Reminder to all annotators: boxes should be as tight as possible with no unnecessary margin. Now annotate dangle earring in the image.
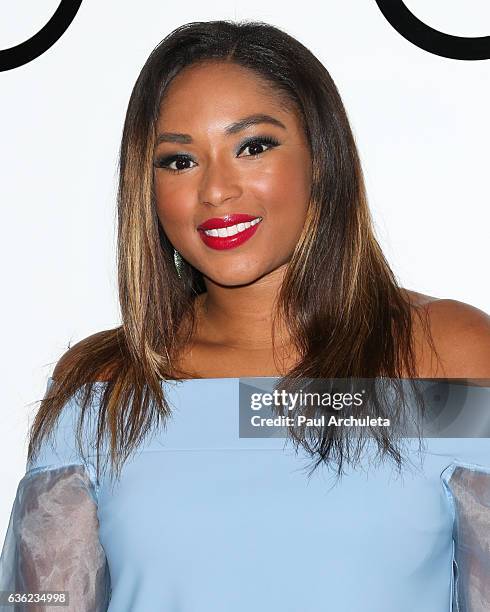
[173,248,184,278]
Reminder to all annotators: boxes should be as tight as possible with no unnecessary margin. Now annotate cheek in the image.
[250,154,311,223]
[154,178,194,229]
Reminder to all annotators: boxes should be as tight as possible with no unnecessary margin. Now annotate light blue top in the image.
[1,377,490,611]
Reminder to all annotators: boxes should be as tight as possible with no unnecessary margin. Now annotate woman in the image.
[1,20,489,611]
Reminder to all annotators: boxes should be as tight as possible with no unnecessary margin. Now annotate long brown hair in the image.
[28,20,438,483]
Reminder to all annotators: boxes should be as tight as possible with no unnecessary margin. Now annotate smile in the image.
[197,214,263,251]
[203,218,261,237]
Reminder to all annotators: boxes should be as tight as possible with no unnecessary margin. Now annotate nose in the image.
[198,157,242,207]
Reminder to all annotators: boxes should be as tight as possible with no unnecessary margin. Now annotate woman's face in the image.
[153,61,312,287]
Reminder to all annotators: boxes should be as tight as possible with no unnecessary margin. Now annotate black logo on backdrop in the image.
[0,1,83,72]
[375,0,490,60]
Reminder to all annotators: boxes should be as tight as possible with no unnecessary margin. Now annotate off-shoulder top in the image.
[1,377,490,611]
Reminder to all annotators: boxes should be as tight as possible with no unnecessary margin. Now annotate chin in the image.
[203,265,266,288]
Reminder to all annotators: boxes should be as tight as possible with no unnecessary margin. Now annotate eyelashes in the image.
[153,135,281,174]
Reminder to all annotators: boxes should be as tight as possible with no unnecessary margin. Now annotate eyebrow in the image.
[155,113,286,146]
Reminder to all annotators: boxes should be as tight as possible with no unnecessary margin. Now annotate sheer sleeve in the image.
[442,462,490,612]
[0,379,111,611]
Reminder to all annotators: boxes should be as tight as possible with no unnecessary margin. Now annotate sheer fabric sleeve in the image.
[0,379,110,611]
[442,461,490,612]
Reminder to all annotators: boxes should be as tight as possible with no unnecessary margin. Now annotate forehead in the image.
[157,61,294,130]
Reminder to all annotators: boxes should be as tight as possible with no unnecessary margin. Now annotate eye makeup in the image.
[153,134,281,173]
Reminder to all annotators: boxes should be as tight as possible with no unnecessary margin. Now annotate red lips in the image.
[197,213,263,251]
[197,213,259,231]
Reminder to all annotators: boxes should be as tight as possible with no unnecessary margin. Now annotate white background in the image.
[1,0,489,539]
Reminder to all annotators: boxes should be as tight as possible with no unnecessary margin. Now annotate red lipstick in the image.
[197,213,263,251]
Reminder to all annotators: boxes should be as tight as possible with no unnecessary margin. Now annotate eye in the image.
[153,136,280,172]
[153,154,197,173]
[237,136,280,158]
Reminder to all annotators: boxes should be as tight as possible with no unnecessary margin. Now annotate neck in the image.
[195,265,292,351]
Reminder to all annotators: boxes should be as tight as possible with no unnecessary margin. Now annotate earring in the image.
[173,248,183,277]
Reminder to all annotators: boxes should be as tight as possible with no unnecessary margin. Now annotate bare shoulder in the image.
[52,330,117,382]
[400,288,440,308]
[402,288,490,380]
[424,297,490,379]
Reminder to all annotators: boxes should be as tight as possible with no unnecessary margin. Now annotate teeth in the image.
[203,217,262,237]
